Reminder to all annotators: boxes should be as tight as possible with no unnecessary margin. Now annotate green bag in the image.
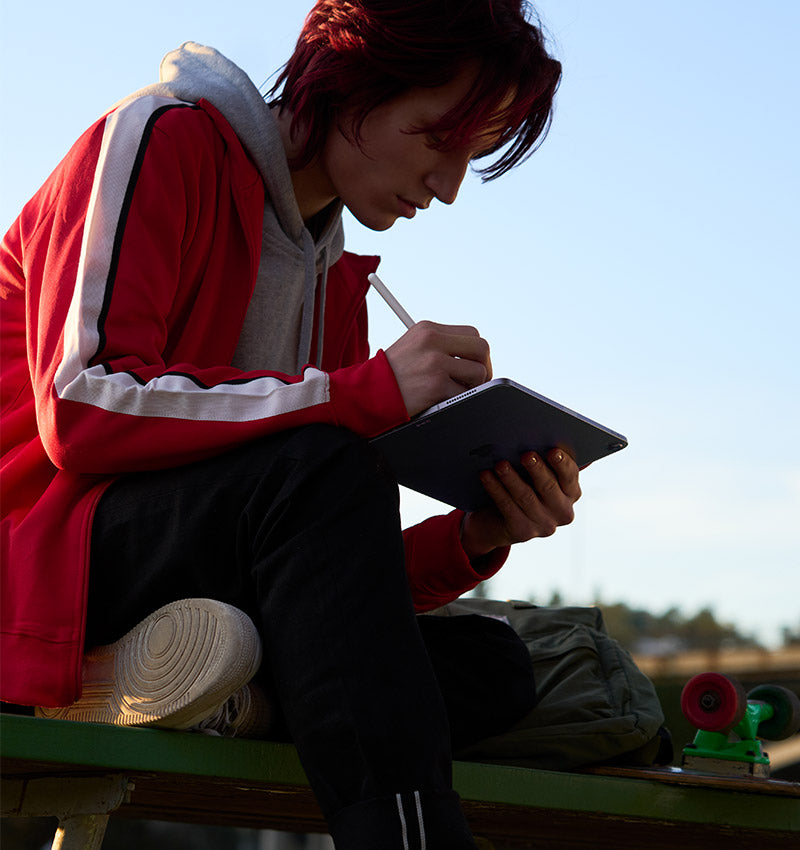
[432,598,668,770]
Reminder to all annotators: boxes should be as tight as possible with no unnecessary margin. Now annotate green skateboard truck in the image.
[680,672,800,777]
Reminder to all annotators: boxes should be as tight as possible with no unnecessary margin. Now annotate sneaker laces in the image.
[191,681,274,739]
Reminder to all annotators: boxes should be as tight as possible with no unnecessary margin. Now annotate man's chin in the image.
[349,209,398,232]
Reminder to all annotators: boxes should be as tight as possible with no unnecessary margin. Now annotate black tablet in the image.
[370,378,627,511]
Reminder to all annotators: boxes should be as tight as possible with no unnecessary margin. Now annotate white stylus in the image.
[368,273,415,329]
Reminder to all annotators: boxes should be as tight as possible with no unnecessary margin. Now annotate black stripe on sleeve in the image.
[88,103,202,368]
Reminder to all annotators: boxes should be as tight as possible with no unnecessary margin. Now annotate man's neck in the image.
[273,107,337,223]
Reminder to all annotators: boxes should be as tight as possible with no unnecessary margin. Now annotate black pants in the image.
[87,425,536,849]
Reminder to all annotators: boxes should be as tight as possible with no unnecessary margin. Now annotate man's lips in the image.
[397,196,431,218]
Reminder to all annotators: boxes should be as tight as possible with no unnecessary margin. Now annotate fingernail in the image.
[554,451,564,463]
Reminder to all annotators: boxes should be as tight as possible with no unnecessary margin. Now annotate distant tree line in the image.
[544,592,764,654]
[782,623,800,646]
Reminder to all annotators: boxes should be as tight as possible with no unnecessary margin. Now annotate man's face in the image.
[320,70,505,231]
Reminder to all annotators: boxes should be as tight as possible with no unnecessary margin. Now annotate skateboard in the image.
[585,672,800,797]
[679,672,800,778]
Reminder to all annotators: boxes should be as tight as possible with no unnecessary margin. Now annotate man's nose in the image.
[424,152,471,206]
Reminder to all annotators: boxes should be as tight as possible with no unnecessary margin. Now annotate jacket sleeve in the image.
[15,95,408,475]
[403,510,509,611]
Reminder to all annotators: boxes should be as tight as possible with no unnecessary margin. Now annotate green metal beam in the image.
[1,715,308,785]
[452,759,798,829]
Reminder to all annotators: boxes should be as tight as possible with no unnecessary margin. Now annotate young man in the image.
[1,1,578,845]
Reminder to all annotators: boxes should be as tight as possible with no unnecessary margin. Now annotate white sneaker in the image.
[36,599,262,730]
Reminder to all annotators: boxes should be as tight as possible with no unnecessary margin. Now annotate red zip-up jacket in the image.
[1,96,506,707]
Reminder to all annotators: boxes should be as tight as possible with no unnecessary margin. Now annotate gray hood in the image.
[119,42,345,371]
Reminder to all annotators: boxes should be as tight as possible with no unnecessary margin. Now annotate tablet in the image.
[370,378,627,511]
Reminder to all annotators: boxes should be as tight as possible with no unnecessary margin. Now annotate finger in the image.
[490,462,560,537]
[422,321,482,338]
[447,354,489,389]
[479,468,544,541]
[443,333,490,364]
[408,322,492,377]
[518,454,577,525]
[545,448,582,502]
[418,323,490,370]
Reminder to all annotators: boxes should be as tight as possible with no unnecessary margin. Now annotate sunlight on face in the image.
[321,69,513,231]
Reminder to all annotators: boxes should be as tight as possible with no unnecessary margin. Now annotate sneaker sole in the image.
[36,598,262,730]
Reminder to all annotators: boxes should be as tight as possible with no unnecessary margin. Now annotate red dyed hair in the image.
[269,0,562,180]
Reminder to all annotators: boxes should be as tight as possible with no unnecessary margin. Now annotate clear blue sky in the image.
[2,1,798,646]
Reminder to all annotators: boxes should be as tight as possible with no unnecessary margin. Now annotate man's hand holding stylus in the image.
[384,320,492,416]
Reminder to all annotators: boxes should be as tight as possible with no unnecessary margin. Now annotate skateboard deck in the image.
[584,762,800,797]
